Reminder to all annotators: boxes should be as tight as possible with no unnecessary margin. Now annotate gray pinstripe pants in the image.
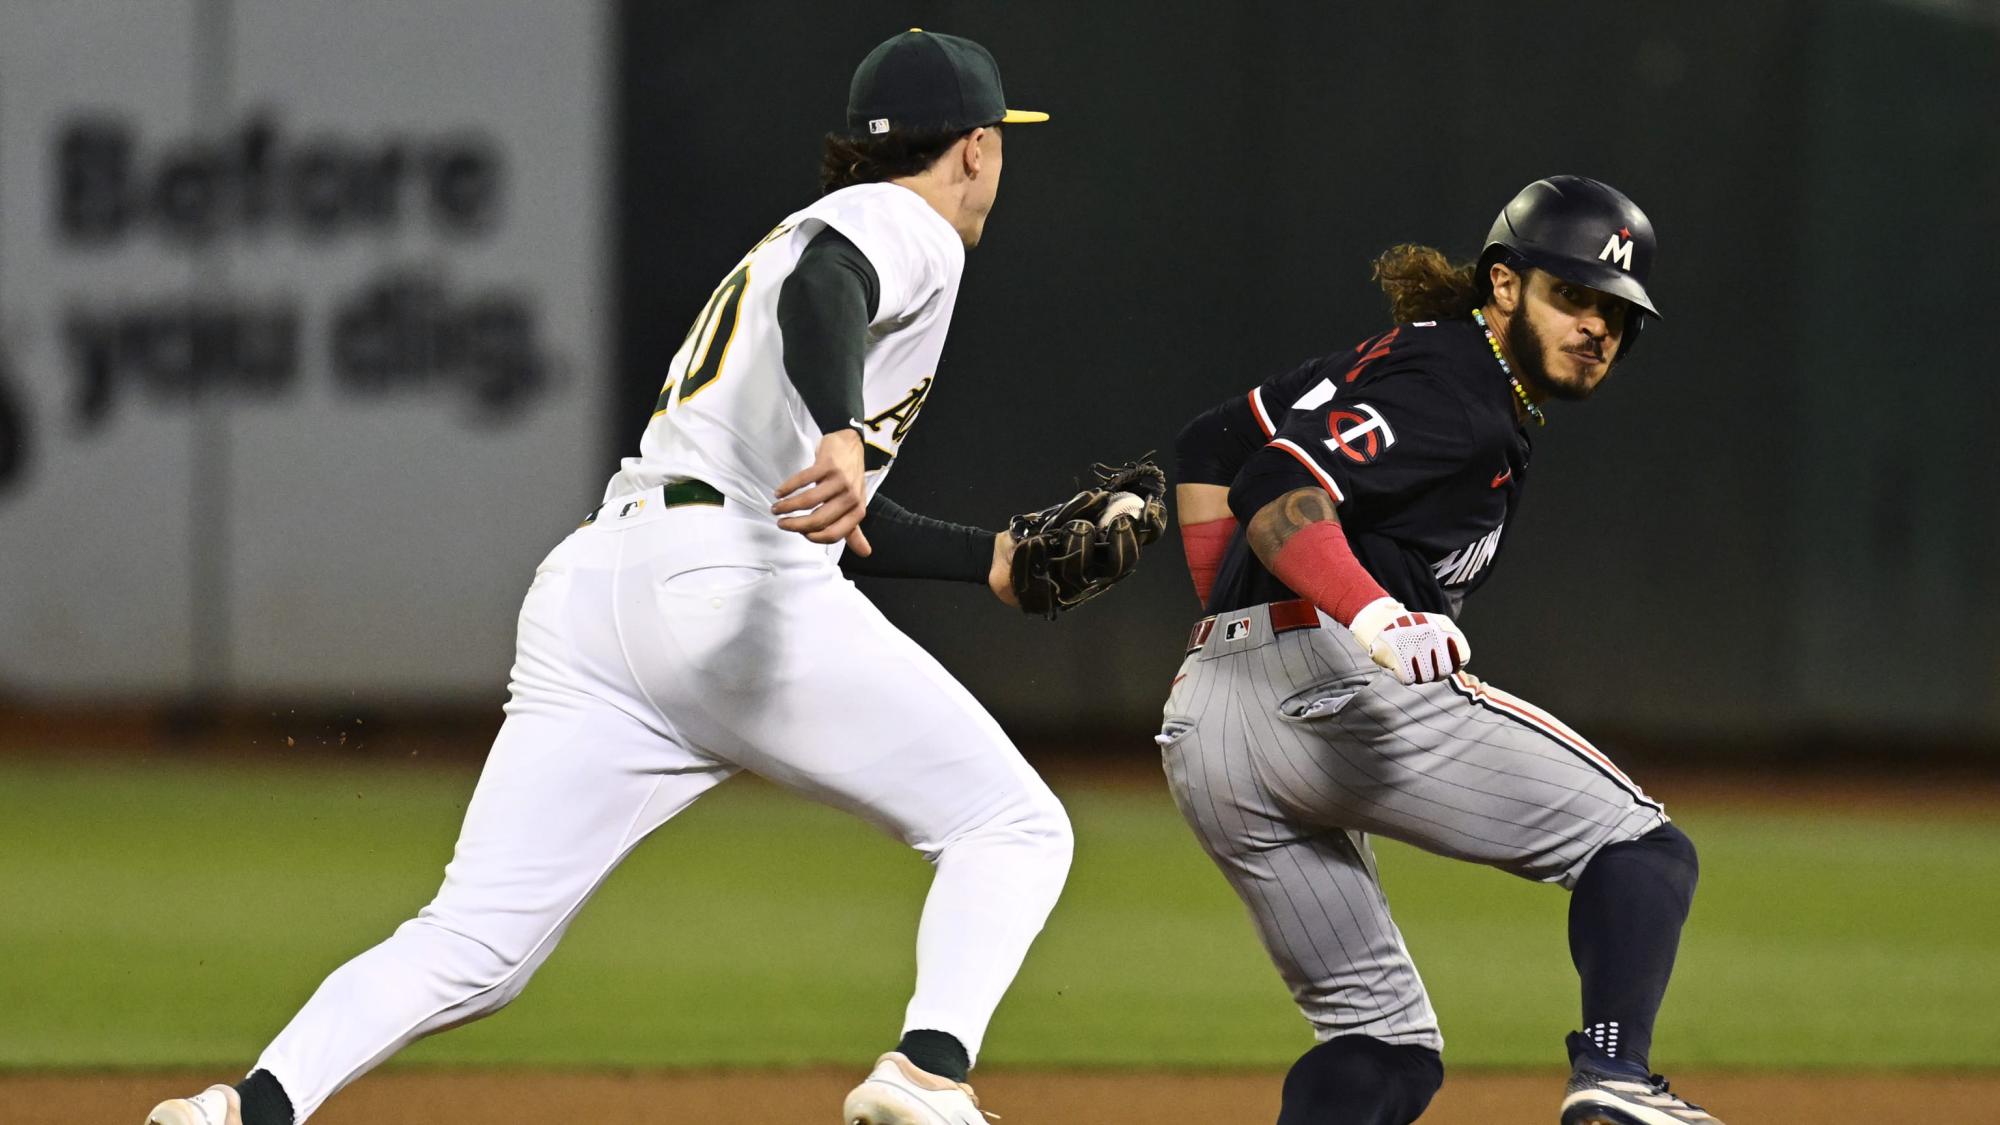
[1158,603,1667,1052]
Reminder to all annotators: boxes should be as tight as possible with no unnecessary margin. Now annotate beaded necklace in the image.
[1473,308,1545,427]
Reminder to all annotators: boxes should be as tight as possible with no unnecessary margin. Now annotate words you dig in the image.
[0,113,562,499]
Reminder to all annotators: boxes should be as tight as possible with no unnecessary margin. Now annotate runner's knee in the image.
[1278,1035,1443,1125]
[1583,821,1698,910]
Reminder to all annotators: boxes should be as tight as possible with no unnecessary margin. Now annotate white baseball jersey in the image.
[606,182,965,516]
[249,185,1070,1114]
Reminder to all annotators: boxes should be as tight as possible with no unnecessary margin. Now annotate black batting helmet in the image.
[1478,175,1660,357]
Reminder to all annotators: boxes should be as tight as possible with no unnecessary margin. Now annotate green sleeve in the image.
[777,227,880,435]
[840,494,993,584]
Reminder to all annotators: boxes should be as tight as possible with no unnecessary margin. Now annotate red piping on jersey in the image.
[1249,387,1276,437]
[1268,438,1346,502]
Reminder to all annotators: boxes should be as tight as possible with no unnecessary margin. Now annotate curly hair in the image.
[1370,244,1483,324]
[819,125,975,194]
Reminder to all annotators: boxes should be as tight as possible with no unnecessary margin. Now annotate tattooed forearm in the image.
[1246,486,1338,567]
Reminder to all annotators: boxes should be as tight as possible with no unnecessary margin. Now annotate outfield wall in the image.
[0,0,608,699]
[3,1,1996,749]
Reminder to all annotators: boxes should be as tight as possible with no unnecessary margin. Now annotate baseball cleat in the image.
[145,1084,243,1125]
[842,1051,996,1125]
[1560,1035,1722,1125]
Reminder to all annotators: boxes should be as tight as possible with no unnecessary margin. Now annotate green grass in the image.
[1,756,1994,1070]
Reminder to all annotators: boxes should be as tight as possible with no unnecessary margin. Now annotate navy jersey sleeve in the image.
[1244,355,1342,439]
[1177,355,1338,488]
[1228,368,1474,525]
[1246,328,1406,437]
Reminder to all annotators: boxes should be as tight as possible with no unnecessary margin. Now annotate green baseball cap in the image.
[846,28,1048,138]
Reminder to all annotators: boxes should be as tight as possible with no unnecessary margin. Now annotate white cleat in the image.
[842,1052,996,1125]
[145,1084,243,1125]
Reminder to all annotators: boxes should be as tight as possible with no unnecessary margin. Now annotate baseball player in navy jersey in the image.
[148,30,1106,1125]
[1165,177,1722,1125]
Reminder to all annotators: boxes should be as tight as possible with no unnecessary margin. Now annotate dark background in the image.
[618,1,1999,758]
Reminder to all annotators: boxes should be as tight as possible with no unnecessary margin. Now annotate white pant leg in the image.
[613,509,1074,1064]
[257,532,735,1120]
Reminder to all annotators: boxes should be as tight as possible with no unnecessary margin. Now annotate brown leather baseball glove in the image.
[1007,459,1168,618]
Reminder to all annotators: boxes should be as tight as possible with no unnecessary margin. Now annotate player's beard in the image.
[1503,305,1595,402]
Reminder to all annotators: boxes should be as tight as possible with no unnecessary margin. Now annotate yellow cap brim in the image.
[1001,108,1050,124]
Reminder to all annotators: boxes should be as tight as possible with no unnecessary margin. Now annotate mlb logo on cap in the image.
[868,118,890,134]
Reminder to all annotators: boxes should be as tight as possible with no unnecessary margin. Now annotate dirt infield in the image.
[17,1068,1992,1123]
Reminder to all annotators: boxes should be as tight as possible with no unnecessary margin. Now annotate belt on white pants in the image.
[581,479,725,527]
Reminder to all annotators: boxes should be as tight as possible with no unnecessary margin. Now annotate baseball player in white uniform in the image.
[150,30,1072,1125]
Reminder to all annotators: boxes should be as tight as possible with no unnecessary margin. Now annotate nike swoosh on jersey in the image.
[1491,469,1513,488]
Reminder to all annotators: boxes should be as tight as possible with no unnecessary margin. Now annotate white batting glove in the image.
[1347,596,1471,685]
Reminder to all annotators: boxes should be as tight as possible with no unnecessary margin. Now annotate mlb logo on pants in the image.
[1224,617,1252,642]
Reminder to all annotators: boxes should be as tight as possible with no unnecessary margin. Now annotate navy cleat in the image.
[1559,1032,1722,1125]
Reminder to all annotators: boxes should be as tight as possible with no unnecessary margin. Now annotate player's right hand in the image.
[773,428,872,555]
[1347,596,1469,685]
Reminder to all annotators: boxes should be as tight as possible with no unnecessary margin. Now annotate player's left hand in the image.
[1348,596,1470,685]
[774,429,872,555]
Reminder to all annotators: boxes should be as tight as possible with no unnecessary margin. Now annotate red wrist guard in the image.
[1179,517,1238,604]
[1267,519,1390,626]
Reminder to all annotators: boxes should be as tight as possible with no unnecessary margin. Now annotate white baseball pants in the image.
[255,494,1073,1120]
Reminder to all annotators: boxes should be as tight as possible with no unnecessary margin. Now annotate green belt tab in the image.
[660,479,725,508]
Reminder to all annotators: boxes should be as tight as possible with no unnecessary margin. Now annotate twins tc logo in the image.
[1598,226,1636,271]
[1324,403,1396,464]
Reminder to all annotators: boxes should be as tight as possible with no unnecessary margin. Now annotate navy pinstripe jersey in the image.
[1212,318,1531,617]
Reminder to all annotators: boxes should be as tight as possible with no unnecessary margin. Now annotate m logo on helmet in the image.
[1598,228,1636,272]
